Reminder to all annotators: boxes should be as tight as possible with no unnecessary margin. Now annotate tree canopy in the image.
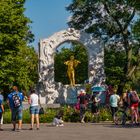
[67,0,140,93]
[0,0,38,96]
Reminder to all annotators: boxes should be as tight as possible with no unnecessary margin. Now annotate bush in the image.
[3,106,112,124]
[3,101,9,111]
[3,111,11,124]
[40,109,57,123]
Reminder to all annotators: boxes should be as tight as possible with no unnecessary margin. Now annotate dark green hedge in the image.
[3,106,112,124]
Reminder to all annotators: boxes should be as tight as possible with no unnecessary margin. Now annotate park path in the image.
[0,123,140,140]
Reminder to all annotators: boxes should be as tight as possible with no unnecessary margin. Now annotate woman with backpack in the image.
[128,88,140,125]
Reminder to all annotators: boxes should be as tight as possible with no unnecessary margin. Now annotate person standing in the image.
[7,86,24,131]
[0,98,4,131]
[109,90,120,123]
[91,94,100,122]
[127,88,139,125]
[77,89,88,123]
[28,89,40,130]
[0,90,4,126]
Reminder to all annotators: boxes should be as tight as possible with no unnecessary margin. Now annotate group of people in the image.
[108,87,140,125]
[75,86,140,125]
[75,89,101,123]
[0,85,40,131]
[0,84,140,131]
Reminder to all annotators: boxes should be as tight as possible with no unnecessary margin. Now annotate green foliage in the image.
[105,48,126,85]
[0,0,38,95]
[3,110,11,124]
[3,106,112,124]
[99,107,112,121]
[54,42,88,84]
[40,109,57,123]
[67,0,140,93]
[105,47,140,89]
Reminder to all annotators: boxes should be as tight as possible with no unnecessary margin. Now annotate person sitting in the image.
[52,110,64,127]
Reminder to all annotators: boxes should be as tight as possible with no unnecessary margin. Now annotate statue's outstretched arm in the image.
[64,61,68,65]
[74,60,81,67]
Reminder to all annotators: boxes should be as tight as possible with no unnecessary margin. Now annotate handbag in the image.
[39,107,44,115]
[38,95,44,115]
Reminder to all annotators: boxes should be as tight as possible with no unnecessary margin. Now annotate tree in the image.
[0,0,38,96]
[67,0,140,94]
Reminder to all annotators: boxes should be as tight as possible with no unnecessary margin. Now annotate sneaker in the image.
[0,128,3,131]
[36,128,39,130]
[81,120,85,123]
[29,128,33,130]
[135,123,139,126]
[12,128,16,131]
[59,124,64,127]
[17,129,22,132]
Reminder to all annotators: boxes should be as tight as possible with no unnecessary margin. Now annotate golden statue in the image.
[64,56,80,86]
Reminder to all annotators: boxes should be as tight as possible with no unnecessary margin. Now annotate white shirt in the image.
[29,93,39,107]
[109,94,120,107]
[0,94,4,101]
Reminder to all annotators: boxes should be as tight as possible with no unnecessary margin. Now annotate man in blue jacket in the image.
[7,86,24,131]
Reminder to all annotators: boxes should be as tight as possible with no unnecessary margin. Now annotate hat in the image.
[80,89,86,93]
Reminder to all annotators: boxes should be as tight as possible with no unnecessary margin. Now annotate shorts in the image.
[110,106,118,117]
[30,106,39,114]
[130,103,139,108]
[11,107,23,121]
[91,104,99,114]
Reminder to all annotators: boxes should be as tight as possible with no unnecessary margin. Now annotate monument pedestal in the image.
[38,83,84,105]
[63,84,84,104]
[66,86,77,104]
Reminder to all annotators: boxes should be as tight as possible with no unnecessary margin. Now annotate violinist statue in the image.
[64,56,80,86]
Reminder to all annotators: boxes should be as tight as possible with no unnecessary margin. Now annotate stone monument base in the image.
[39,84,84,104]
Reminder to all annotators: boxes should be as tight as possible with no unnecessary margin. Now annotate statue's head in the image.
[70,55,74,60]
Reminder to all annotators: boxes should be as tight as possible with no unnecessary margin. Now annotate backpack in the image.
[12,93,21,108]
[130,92,139,104]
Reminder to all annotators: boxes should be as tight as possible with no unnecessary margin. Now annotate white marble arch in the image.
[38,28,105,104]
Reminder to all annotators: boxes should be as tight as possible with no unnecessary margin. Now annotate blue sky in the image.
[24,0,72,51]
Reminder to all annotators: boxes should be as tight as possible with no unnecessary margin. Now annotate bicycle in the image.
[114,107,130,125]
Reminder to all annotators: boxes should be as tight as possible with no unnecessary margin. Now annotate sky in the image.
[24,0,72,51]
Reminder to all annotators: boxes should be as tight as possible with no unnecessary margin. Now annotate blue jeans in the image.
[11,106,23,121]
[80,104,86,121]
[30,106,39,114]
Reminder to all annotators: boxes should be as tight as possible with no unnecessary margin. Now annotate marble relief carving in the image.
[38,28,105,104]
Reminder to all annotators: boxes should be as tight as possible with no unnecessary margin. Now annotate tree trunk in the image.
[117,81,126,95]
[117,33,132,95]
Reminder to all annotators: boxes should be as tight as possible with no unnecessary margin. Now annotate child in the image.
[52,110,64,127]
[0,98,4,131]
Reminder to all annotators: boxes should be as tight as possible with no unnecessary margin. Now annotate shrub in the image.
[3,106,112,124]
[3,111,11,124]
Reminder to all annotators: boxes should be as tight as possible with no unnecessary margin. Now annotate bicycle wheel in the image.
[114,110,127,125]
